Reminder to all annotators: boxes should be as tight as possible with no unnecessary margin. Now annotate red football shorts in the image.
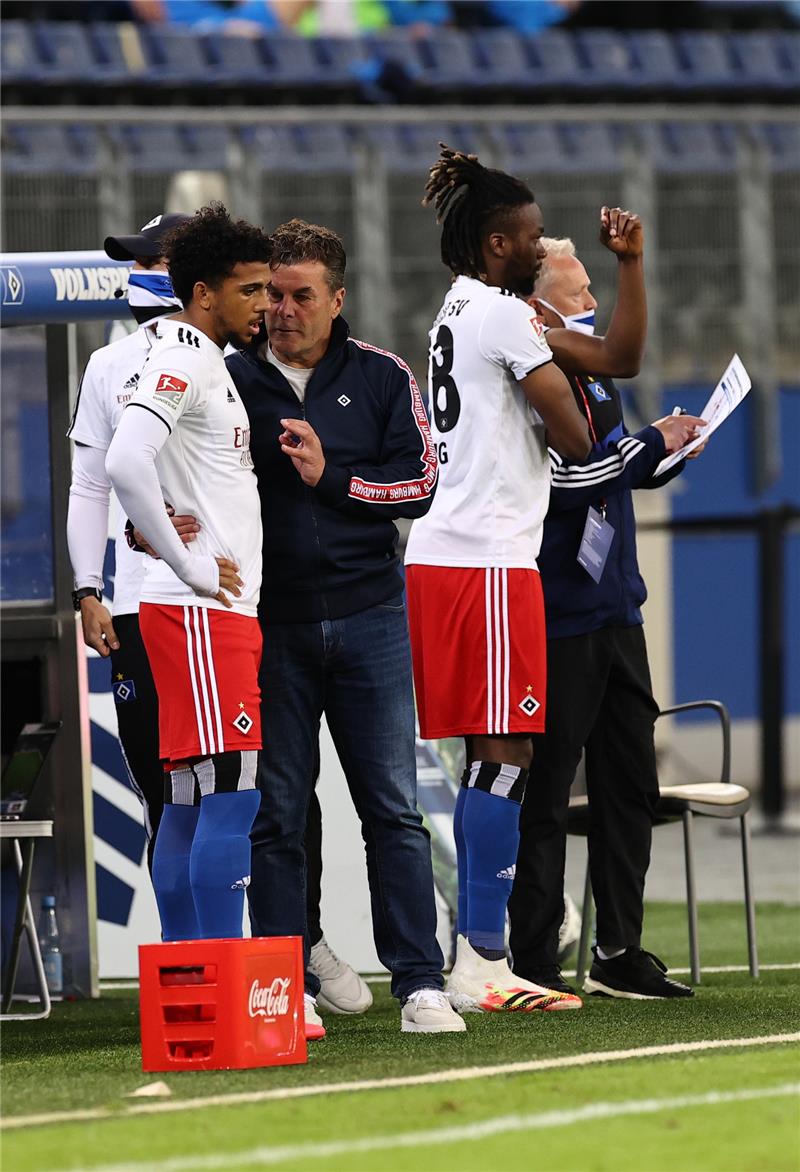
[406,565,547,739]
[139,603,263,763]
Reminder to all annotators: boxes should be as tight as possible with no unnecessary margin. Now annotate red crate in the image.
[138,936,307,1071]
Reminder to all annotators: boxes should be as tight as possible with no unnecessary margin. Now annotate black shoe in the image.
[516,964,579,998]
[584,947,694,1000]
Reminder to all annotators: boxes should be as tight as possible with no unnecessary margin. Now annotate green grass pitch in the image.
[2,902,799,1172]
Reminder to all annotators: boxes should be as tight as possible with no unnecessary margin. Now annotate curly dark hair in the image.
[423,144,535,279]
[269,218,346,293]
[162,203,272,306]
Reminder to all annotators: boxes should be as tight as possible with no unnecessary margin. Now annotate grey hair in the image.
[534,236,577,296]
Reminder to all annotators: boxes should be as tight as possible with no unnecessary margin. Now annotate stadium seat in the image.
[494,122,570,172]
[471,28,534,92]
[111,124,197,173]
[1,21,44,84]
[32,20,97,86]
[626,30,684,92]
[312,35,374,89]
[182,125,236,170]
[569,701,758,987]
[730,31,800,94]
[755,121,800,171]
[522,29,584,90]
[258,30,326,90]
[2,125,100,175]
[203,32,270,86]
[87,22,137,86]
[363,122,482,174]
[138,25,215,86]
[415,29,483,91]
[676,30,739,92]
[575,29,638,89]
[243,124,355,173]
[635,121,738,173]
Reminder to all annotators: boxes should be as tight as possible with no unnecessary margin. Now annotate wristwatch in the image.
[72,587,103,611]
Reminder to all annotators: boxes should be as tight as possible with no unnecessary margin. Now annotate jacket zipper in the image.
[302,398,329,621]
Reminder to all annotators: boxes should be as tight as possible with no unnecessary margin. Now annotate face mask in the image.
[537,298,596,335]
[117,270,182,324]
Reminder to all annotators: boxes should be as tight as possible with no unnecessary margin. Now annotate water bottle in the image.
[38,896,63,996]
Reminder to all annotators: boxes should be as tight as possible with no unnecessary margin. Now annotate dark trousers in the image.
[110,613,164,873]
[508,624,660,971]
[304,790,323,948]
[248,597,444,1001]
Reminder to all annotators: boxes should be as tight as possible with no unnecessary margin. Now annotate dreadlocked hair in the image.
[423,144,535,279]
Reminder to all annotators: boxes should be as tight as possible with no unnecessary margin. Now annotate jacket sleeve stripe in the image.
[549,436,645,488]
[348,339,438,505]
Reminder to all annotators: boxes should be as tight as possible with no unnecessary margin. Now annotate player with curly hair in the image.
[405,146,590,1013]
[106,204,272,942]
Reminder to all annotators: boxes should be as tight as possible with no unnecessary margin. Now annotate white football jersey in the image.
[128,319,262,616]
[405,276,554,570]
[68,324,157,615]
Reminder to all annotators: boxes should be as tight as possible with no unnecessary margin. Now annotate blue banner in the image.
[0,251,132,327]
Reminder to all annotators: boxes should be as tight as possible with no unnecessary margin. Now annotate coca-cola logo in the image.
[248,977,291,1019]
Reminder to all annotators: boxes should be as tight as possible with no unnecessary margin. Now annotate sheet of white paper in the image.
[653,353,751,477]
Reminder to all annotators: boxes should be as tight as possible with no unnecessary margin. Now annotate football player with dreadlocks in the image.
[405,145,590,1014]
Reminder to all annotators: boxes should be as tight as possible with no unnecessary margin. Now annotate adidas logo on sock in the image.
[230,875,251,891]
[496,865,516,880]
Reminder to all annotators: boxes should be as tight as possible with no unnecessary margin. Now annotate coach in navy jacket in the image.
[227,313,435,625]
[507,214,705,1002]
[224,219,463,1037]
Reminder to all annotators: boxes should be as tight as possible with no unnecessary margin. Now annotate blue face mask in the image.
[123,270,181,325]
[538,298,596,335]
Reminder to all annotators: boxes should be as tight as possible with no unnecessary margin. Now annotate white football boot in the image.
[447,935,582,1012]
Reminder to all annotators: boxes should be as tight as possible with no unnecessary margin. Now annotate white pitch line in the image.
[98,961,800,992]
[56,1083,800,1172]
[4,1031,799,1132]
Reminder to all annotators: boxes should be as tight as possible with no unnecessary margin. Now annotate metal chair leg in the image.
[740,812,759,979]
[575,858,594,988]
[682,810,701,985]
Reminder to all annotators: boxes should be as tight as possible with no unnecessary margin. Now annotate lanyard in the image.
[574,376,606,518]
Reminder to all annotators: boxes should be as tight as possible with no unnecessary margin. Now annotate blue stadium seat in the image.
[755,122,800,171]
[494,123,571,171]
[203,32,269,86]
[626,30,683,91]
[138,25,214,86]
[243,124,355,173]
[1,21,44,84]
[781,30,800,76]
[635,122,738,173]
[312,35,373,89]
[362,123,481,174]
[2,125,100,175]
[676,31,738,92]
[87,22,136,86]
[728,32,792,91]
[474,28,538,91]
[182,125,236,170]
[416,29,482,90]
[523,29,585,89]
[366,29,426,85]
[575,29,638,89]
[33,21,97,86]
[258,30,325,89]
[111,124,197,173]
[560,122,625,170]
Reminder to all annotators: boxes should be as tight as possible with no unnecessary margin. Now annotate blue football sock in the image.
[454,781,468,936]
[461,762,527,953]
[152,802,201,942]
[189,789,261,939]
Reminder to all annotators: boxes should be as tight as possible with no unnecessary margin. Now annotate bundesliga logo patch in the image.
[154,372,188,407]
[529,316,545,338]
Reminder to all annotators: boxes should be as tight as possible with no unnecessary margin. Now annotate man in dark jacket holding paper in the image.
[507,217,706,1001]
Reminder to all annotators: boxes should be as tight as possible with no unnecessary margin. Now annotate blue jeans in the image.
[248,596,444,1001]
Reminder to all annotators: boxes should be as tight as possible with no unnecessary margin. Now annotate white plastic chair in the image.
[570,700,758,986]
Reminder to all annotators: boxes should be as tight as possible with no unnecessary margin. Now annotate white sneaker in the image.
[401,987,467,1033]
[557,892,582,964]
[303,993,326,1040]
[446,935,582,1013]
[309,937,373,1015]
